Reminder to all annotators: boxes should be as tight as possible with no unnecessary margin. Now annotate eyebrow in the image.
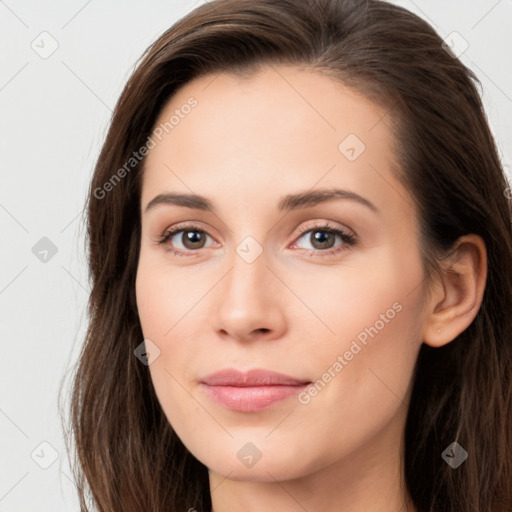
[144,188,378,214]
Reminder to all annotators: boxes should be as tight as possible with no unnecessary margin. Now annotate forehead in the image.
[149,65,393,154]
[141,65,407,218]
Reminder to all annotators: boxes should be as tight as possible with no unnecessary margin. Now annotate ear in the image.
[422,234,487,348]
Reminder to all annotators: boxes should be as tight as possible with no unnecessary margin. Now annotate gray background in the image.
[1,0,510,510]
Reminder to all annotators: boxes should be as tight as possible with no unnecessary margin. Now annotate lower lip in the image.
[200,383,309,412]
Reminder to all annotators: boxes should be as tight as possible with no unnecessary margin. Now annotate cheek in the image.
[298,290,420,409]
[280,254,411,350]
[135,256,204,339]
[289,293,422,475]
[292,246,424,423]
[135,259,206,417]
[136,279,171,340]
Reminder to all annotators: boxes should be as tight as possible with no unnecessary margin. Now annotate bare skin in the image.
[135,64,487,512]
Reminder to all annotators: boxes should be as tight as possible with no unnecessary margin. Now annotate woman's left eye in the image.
[157,222,357,258]
[291,223,357,256]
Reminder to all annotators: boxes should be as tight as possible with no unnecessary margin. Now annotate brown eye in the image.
[291,222,358,257]
[158,224,214,255]
[178,230,207,249]
[307,230,336,250]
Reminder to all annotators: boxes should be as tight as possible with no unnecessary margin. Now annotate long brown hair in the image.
[61,0,512,510]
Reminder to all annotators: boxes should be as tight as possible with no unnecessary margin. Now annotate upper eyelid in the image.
[295,222,353,236]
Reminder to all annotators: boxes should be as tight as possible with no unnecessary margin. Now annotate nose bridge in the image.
[224,234,271,302]
[211,228,287,340]
[218,206,270,285]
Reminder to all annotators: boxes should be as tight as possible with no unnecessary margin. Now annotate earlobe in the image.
[422,234,487,348]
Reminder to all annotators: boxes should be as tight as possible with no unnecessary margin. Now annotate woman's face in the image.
[136,64,428,482]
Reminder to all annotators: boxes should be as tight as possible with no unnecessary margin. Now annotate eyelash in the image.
[157,222,357,259]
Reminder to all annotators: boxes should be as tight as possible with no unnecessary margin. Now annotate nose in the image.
[213,245,287,343]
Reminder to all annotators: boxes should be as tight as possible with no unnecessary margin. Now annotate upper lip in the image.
[200,368,311,387]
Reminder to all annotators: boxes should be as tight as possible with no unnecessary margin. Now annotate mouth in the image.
[199,368,312,412]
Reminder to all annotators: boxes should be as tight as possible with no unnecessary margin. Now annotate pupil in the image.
[184,231,204,248]
[313,231,334,249]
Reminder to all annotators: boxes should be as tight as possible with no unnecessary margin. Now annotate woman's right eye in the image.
[158,225,216,257]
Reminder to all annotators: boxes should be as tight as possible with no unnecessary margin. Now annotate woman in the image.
[65,0,512,510]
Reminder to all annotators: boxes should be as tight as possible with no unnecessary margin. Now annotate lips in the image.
[200,368,311,387]
[199,368,311,412]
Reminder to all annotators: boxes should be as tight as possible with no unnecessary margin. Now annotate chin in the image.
[199,445,314,482]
